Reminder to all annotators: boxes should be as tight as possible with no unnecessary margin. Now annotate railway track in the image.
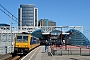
[0,54,12,60]
[0,47,38,60]
[0,54,24,60]
[6,55,24,60]
[11,55,20,60]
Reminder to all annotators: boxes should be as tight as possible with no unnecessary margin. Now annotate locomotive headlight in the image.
[14,48,18,51]
[25,45,28,47]
[25,48,29,51]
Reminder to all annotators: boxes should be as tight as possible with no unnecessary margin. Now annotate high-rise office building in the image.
[18,4,38,27]
[38,19,56,26]
[38,19,56,31]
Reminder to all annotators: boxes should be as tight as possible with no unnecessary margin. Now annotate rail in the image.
[11,55,20,60]
[0,54,12,60]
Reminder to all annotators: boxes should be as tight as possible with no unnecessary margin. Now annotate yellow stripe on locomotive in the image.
[14,33,40,54]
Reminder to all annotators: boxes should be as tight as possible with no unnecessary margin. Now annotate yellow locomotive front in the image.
[14,34,31,54]
[14,33,40,55]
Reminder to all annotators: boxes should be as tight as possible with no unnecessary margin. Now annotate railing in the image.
[50,45,90,56]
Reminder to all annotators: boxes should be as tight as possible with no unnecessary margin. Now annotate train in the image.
[14,33,40,55]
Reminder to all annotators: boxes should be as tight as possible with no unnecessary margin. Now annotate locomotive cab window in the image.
[16,36,28,42]
[23,36,28,42]
[17,36,22,42]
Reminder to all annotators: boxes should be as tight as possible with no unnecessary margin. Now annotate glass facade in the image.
[18,4,38,26]
[31,28,44,38]
[67,29,90,46]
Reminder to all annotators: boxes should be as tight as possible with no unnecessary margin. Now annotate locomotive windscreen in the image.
[16,36,28,42]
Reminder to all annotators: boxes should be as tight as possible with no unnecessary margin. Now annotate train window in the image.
[30,37,37,44]
[17,36,22,39]
[16,36,28,42]
[32,37,36,44]
[37,40,40,43]
[30,37,33,45]
[23,36,28,42]
[17,36,22,42]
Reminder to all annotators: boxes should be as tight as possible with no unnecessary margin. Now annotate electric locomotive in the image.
[14,33,40,55]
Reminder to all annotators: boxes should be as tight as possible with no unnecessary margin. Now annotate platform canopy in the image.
[31,28,44,38]
[67,29,90,46]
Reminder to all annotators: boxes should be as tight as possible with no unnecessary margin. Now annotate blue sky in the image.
[0,0,90,39]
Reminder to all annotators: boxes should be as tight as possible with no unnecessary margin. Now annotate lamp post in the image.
[61,27,62,45]
[10,15,13,53]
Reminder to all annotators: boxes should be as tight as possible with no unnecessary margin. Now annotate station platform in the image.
[21,46,90,60]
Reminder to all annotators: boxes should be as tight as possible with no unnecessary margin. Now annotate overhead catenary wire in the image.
[0,4,18,23]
